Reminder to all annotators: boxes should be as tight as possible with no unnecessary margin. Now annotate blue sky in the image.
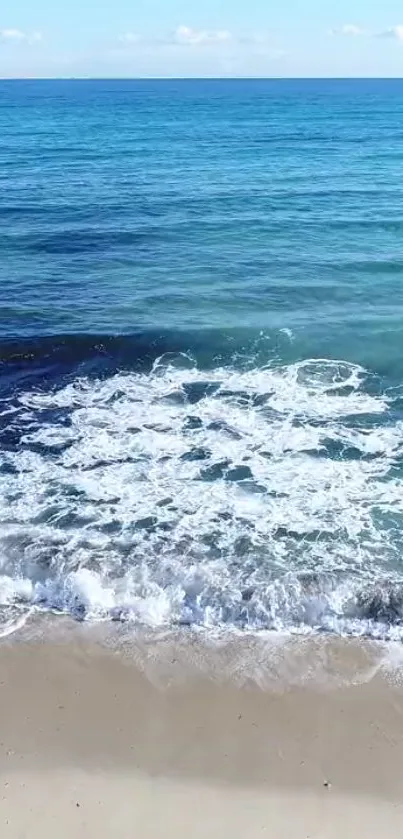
[2,1,403,78]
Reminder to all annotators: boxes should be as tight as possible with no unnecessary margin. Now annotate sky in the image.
[2,1,403,78]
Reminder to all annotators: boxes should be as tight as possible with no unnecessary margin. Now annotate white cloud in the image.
[330,24,366,37]
[114,26,281,55]
[174,25,233,46]
[118,32,139,46]
[378,25,403,41]
[0,29,26,41]
[0,28,42,45]
[330,23,403,41]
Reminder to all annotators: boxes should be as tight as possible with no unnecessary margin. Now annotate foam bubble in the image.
[0,357,402,638]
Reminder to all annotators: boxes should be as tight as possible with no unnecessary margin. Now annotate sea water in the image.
[2,78,403,639]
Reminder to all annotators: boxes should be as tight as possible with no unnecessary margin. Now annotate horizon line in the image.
[1,75,403,82]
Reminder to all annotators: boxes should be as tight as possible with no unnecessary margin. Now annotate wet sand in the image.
[0,633,403,837]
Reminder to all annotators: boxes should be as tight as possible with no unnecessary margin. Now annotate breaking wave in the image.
[1,344,403,640]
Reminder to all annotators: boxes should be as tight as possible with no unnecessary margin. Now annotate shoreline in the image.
[1,632,403,836]
[8,613,403,688]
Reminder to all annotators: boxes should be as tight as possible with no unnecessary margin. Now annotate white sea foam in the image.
[0,357,403,638]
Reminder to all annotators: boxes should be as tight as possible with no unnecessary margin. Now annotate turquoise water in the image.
[1,79,403,638]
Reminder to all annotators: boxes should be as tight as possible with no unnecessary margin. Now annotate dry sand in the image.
[0,631,403,837]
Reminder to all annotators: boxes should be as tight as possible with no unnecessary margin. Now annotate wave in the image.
[0,329,297,394]
[1,351,403,639]
[5,229,157,256]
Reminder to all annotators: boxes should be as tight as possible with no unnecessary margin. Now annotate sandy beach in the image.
[0,631,402,837]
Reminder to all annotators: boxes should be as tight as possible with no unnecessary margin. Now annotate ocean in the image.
[1,77,403,640]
